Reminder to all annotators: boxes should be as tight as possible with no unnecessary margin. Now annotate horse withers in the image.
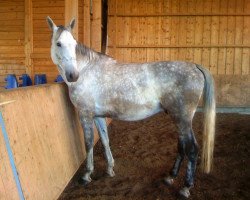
[46,17,216,198]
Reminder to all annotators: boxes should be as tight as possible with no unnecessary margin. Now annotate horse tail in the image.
[196,64,216,173]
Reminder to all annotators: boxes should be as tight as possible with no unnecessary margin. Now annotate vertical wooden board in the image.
[227,0,236,14]
[220,0,228,14]
[140,48,147,62]
[91,0,102,52]
[170,17,179,46]
[155,0,164,14]
[242,48,250,75]
[193,48,202,65]
[243,0,250,14]
[226,48,234,74]
[194,17,203,45]
[211,16,219,45]
[178,17,187,46]
[186,48,194,62]
[146,49,155,62]
[178,48,186,61]
[108,0,116,15]
[124,17,132,45]
[210,48,218,74]
[211,0,220,14]
[155,16,162,45]
[186,17,195,45]
[137,0,147,15]
[116,48,124,62]
[154,48,163,61]
[131,48,139,62]
[203,0,212,13]
[139,17,147,46]
[236,0,244,13]
[227,16,236,45]
[163,48,171,61]
[123,48,132,63]
[203,17,211,45]
[202,48,210,68]
[235,16,243,45]
[170,48,179,61]
[116,18,125,46]
[162,0,171,14]
[234,48,242,75]
[147,0,155,15]
[171,0,180,14]
[219,17,227,45]
[116,0,124,15]
[243,16,250,45]
[123,0,132,15]
[147,17,155,46]
[161,17,171,45]
[131,17,139,46]
[107,17,115,47]
[195,0,204,14]
[83,0,90,46]
[179,0,188,13]
[218,48,226,74]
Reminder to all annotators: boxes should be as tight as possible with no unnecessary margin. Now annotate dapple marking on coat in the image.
[46,17,216,198]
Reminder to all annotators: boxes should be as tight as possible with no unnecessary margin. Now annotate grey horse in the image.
[47,17,216,198]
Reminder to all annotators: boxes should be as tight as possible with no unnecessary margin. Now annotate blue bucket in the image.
[19,74,32,87]
[5,74,18,89]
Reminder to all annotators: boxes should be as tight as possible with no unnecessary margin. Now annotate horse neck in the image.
[76,43,113,72]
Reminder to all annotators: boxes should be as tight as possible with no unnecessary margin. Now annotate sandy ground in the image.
[59,113,250,200]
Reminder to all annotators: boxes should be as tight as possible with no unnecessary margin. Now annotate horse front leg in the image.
[79,114,95,186]
[94,117,115,177]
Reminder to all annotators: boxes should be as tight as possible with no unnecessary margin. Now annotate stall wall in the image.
[0,84,100,200]
[107,0,250,75]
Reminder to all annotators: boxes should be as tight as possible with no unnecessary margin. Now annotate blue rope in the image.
[0,112,25,200]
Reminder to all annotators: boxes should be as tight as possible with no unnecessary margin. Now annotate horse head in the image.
[46,16,79,82]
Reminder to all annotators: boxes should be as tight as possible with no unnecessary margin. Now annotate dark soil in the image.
[59,113,250,200]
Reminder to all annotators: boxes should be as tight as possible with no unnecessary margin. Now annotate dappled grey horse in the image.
[47,17,216,198]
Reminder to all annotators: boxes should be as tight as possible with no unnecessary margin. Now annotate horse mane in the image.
[75,42,114,62]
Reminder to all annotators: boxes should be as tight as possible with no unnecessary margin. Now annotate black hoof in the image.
[78,177,91,186]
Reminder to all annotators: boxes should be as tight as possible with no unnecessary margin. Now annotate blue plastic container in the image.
[34,74,47,85]
[5,74,18,89]
[55,75,64,83]
[19,74,32,87]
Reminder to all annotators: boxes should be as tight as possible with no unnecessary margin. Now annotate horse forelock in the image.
[53,25,71,41]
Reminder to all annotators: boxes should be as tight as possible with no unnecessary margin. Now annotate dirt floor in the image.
[59,113,250,200]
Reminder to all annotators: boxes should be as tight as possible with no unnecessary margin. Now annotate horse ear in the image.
[46,16,57,31]
[68,18,76,30]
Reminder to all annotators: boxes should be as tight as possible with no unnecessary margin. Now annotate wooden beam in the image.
[24,0,33,78]
[65,0,78,40]
[90,0,102,52]
[83,0,91,47]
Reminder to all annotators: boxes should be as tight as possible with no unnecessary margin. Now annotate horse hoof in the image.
[107,169,115,177]
[78,177,91,186]
[179,187,190,198]
[163,176,174,186]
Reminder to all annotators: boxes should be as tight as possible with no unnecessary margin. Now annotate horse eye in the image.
[56,42,61,47]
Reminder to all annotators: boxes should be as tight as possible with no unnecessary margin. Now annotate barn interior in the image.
[0,0,249,199]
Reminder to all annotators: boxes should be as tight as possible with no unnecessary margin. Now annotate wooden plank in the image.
[91,0,102,52]
[25,0,33,78]
[242,48,250,74]
[65,0,78,39]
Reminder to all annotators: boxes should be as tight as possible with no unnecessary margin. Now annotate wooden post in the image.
[24,0,33,79]
[65,0,79,40]
[91,0,102,52]
[83,0,91,47]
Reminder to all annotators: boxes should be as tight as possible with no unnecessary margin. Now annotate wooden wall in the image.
[107,0,250,76]
[0,0,26,89]
[0,84,101,200]
[0,0,102,89]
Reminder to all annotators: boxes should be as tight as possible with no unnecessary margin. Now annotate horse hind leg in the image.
[164,117,199,198]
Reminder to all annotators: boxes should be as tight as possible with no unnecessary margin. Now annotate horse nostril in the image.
[69,73,73,80]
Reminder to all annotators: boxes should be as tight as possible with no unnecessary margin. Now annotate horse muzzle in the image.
[65,70,79,82]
